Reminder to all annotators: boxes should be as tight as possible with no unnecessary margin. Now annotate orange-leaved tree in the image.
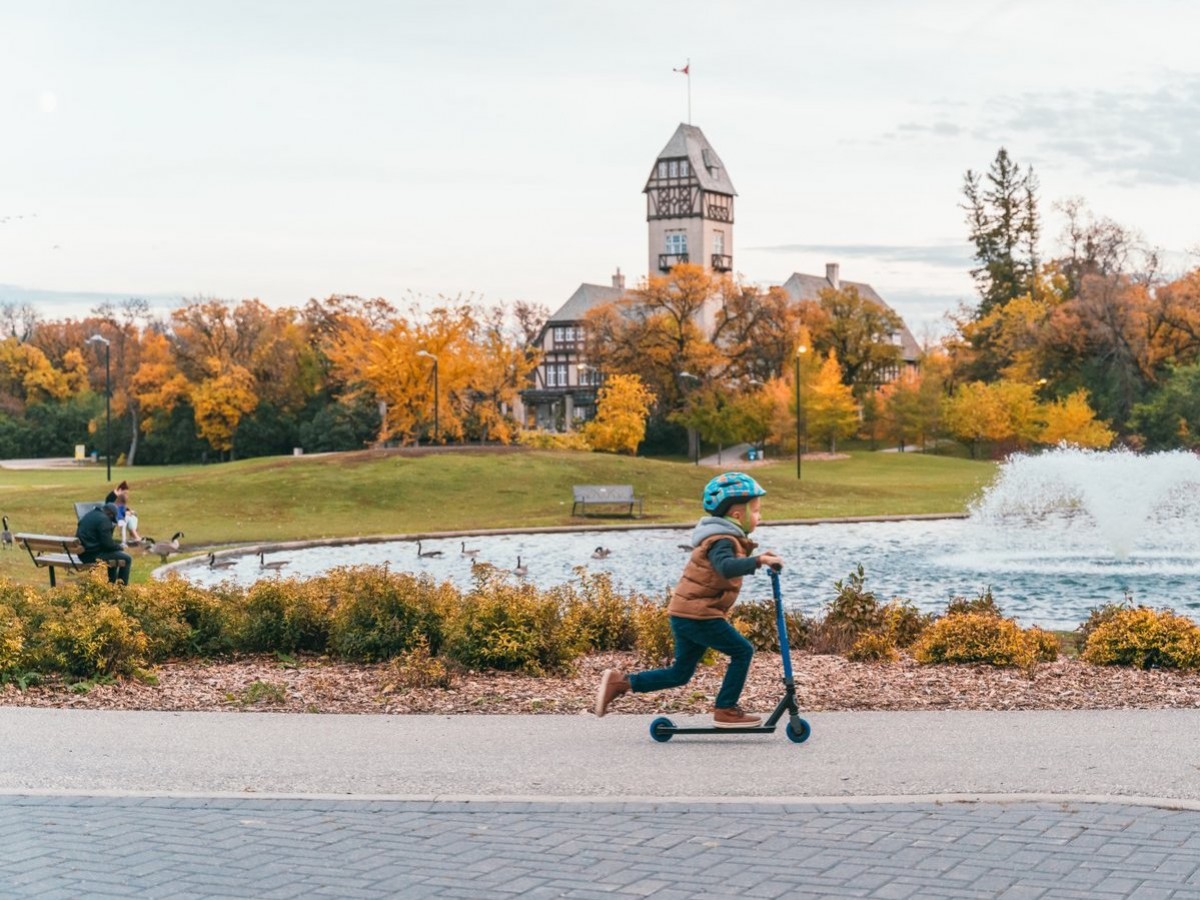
[585,374,655,455]
[806,350,859,452]
[1040,389,1114,448]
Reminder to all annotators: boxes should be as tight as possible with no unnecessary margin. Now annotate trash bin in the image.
[747,448,757,461]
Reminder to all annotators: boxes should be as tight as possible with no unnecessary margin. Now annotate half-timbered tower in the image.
[644,123,736,279]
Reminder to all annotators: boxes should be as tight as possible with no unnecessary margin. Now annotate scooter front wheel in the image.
[649,716,675,743]
[785,719,811,744]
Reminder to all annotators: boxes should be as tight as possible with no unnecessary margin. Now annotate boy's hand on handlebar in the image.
[757,551,783,571]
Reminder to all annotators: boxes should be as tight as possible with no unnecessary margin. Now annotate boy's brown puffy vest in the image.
[667,532,758,620]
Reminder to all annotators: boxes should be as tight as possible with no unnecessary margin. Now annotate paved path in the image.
[2,708,1200,898]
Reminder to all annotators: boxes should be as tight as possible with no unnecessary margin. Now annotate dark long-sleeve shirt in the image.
[76,508,121,561]
[706,537,759,579]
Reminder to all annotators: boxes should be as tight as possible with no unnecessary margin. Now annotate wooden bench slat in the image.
[571,484,643,518]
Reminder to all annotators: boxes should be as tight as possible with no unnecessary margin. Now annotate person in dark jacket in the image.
[76,503,132,585]
[594,472,783,728]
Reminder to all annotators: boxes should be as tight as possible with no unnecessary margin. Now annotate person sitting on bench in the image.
[76,503,132,585]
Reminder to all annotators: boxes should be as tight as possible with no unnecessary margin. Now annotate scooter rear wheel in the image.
[785,719,811,744]
[649,716,675,742]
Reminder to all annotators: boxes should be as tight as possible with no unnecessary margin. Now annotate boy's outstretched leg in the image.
[594,669,629,717]
[700,619,761,728]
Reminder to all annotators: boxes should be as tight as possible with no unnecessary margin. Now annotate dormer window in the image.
[668,160,678,177]
[658,161,667,178]
[680,159,689,177]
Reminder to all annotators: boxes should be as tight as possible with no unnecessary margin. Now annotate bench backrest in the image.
[75,501,105,520]
[573,484,635,502]
[15,533,83,555]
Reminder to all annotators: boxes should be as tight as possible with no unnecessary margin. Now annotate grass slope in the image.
[0,448,996,585]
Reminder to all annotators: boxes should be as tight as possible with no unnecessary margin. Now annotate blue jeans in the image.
[629,616,754,709]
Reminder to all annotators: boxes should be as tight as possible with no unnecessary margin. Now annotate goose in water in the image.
[259,551,289,571]
[513,556,528,577]
[417,540,443,558]
[208,552,237,570]
[591,546,611,560]
[461,541,480,557]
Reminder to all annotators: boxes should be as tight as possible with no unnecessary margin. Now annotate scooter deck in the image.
[656,725,777,735]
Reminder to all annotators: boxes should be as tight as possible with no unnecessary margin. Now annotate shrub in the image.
[562,569,639,652]
[0,604,23,674]
[113,578,195,662]
[516,430,591,451]
[1081,607,1200,670]
[383,637,456,690]
[810,565,884,654]
[444,570,580,675]
[325,567,451,662]
[1077,601,1130,646]
[731,598,810,653]
[946,587,1004,618]
[847,632,899,663]
[880,599,932,648]
[238,578,330,654]
[632,596,673,667]
[912,612,1048,670]
[41,603,149,678]
[1026,627,1061,663]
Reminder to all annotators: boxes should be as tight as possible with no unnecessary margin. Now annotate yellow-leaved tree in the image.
[585,374,655,455]
[806,350,859,452]
[189,359,260,457]
[1040,389,1115,448]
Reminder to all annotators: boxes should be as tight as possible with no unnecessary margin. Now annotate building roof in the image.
[781,271,922,362]
[546,283,626,325]
[644,123,737,196]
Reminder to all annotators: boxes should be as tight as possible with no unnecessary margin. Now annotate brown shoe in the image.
[594,669,630,717]
[713,706,762,728]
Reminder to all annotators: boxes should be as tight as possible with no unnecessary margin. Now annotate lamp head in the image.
[416,350,436,360]
[796,344,808,357]
[86,334,110,347]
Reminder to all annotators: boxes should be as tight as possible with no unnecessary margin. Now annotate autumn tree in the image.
[809,286,903,393]
[1040,389,1114,449]
[806,351,858,452]
[585,374,655,455]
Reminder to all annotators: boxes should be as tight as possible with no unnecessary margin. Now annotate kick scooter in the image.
[649,567,812,743]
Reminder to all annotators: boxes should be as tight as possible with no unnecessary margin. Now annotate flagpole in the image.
[686,58,691,123]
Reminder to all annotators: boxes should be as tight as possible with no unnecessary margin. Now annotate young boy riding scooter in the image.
[594,472,783,727]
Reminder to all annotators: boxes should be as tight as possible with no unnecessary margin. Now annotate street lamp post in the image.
[416,350,439,444]
[87,334,112,483]
[794,344,808,480]
[679,370,701,465]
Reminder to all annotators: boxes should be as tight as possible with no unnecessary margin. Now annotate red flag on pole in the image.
[673,63,689,75]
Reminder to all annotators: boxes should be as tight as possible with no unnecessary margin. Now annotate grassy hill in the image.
[0,448,996,585]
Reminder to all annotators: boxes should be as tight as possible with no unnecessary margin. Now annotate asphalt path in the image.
[2,707,1198,805]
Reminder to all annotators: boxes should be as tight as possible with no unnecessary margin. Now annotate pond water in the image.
[174,515,1200,630]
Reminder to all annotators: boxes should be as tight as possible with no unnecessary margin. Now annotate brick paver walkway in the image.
[1,796,1198,899]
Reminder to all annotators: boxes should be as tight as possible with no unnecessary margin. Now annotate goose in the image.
[208,551,237,570]
[460,541,480,557]
[1,516,11,550]
[416,540,443,559]
[677,544,693,552]
[591,546,611,560]
[513,556,528,577]
[145,532,184,562]
[259,551,289,572]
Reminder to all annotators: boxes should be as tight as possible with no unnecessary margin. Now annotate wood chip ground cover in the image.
[2,652,1198,714]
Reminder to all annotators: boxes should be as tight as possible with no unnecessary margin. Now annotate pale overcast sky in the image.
[3,0,1200,334]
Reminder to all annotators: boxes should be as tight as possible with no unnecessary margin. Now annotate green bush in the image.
[731,598,810,653]
[847,632,899,663]
[0,604,23,674]
[912,612,1046,670]
[810,565,884,654]
[41,602,149,678]
[1081,607,1200,670]
[881,599,933,648]
[382,636,456,690]
[946,587,1004,618]
[443,570,580,675]
[325,567,451,661]
[237,577,330,654]
[562,569,639,652]
[632,596,673,667]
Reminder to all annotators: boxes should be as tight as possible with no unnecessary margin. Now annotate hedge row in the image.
[1,564,1198,683]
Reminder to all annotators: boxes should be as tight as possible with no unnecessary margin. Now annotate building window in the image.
[668,160,678,177]
[546,363,568,388]
[680,159,689,177]
[713,231,724,255]
[665,231,687,255]
[658,161,667,178]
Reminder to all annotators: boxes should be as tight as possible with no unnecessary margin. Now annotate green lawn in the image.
[0,449,997,585]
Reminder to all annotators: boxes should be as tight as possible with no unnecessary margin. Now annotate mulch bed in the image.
[3,652,1199,714]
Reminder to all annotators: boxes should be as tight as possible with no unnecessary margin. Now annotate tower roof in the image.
[645,123,737,196]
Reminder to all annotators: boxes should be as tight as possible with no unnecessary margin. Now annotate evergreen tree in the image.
[962,148,1040,316]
